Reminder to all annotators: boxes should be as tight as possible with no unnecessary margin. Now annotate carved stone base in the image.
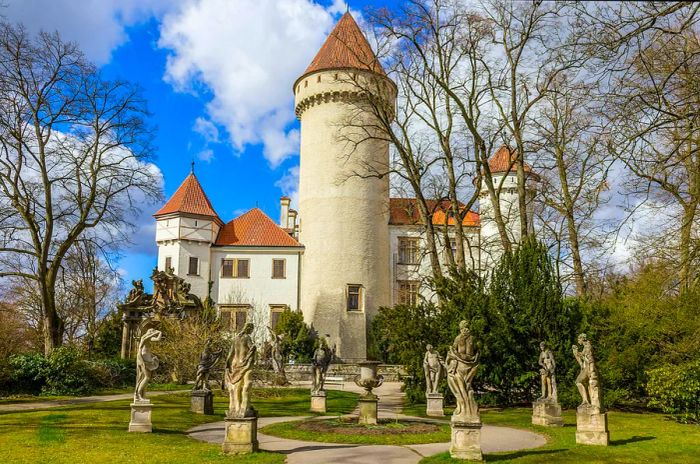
[128,401,152,433]
[532,399,564,427]
[358,396,378,425]
[222,416,259,455]
[191,389,214,415]
[576,405,609,446]
[450,420,483,461]
[310,391,327,413]
[426,393,444,417]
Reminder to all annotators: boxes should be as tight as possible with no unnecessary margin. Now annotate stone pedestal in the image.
[191,389,214,415]
[426,393,444,417]
[532,399,564,427]
[576,405,609,446]
[310,391,327,413]
[222,416,259,455]
[128,401,152,433]
[358,396,378,425]
[450,420,483,461]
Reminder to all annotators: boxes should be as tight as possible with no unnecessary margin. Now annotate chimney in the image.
[280,197,291,229]
[288,209,298,234]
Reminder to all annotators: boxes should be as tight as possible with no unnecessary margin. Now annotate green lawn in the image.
[261,417,452,445]
[0,388,358,464]
[0,383,185,405]
[414,406,700,463]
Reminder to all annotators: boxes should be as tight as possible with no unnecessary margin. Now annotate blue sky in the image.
[4,0,398,292]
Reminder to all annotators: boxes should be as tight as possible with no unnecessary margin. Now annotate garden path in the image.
[188,382,546,464]
[0,390,188,412]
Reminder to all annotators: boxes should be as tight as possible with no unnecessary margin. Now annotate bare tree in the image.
[0,24,161,354]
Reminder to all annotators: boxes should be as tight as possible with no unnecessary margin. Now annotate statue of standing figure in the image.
[194,339,223,391]
[134,328,163,402]
[423,344,445,395]
[446,321,480,422]
[538,341,558,402]
[311,337,334,394]
[573,333,601,410]
[225,323,257,418]
[268,326,289,385]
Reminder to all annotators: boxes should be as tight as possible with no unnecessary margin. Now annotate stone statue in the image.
[423,344,445,395]
[267,326,289,385]
[134,328,163,402]
[225,323,257,418]
[125,279,148,306]
[573,333,601,410]
[538,341,558,402]
[194,339,223,391]
[311,337,333,394]
[446,321,480,422]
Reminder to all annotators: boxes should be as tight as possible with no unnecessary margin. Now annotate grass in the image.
[0,387,358,464]
[411,406,700,463]
[261,416,451,445]
[0,383,185,405]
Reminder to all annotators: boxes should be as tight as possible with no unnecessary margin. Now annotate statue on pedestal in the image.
[573,333,602,411]
[446,321,480,421]
[423,344,445,395]
[311,337,333,394]
[268,326,289,385]
[538,341,558,402]
[225,323,257,418]
[194,339,223,391]
[134,328,163,402]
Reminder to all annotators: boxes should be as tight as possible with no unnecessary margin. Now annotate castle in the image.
[153,13,534,361]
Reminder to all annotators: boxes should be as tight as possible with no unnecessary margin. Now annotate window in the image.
[188,257,199,275]
[347,284,363,311]
[269,305,288,330]
[220,305,250,331]
[398,237,420,264]
[272,259,286,279]
[397,280,420,306]
[221,258,249,278]
[164,256,172,272]
[194,220,198,226]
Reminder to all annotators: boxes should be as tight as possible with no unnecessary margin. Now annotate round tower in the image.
[294,13,396,361]
[478,146,537,271]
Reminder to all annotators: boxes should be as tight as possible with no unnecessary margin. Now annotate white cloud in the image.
[158,0,346,167]
[275,165,300,207]
[3,0,174,65]
[197,148,215,163]
[193,117,220,143]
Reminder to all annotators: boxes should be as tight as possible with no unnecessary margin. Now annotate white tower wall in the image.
[295,70,396,360]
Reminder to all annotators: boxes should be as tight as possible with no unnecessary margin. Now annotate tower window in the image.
[317,75,321,83]
[272,259,286,279]
[164,256,172,272]
[346,284,363,311]
[188,257,199,276]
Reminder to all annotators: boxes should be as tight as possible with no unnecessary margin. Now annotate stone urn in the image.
[354,360,384,398]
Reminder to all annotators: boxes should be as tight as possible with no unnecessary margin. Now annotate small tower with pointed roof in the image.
[294,12,396,361]
[154,170,223,299]
[478,146,537,269]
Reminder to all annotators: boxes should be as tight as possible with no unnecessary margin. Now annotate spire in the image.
[154,172,221,221]
[303,12,386,77]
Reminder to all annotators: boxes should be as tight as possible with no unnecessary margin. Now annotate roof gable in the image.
[389,198,480,227]
[304,12,386,77]
[154,173,221,220]
[215,208,302,247]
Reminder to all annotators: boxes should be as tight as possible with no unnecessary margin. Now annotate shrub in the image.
[647,359,700,423]
[8,352,47,394]
[41,346,98,395]
[90,357,136,389]
[274,310,315,363]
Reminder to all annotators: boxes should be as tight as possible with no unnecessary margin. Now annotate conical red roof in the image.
[304,12,385,76]
[488,146,532,174]
[154,173,220,220]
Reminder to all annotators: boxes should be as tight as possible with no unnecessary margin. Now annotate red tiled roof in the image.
[389,198,480,227]
[154,173,220,220]
[488,145,533,174]
[304,12,386,77]
[215,208,302,247]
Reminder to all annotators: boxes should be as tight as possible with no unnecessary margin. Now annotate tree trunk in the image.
[41,278,62,355]
[678,203,697,292]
